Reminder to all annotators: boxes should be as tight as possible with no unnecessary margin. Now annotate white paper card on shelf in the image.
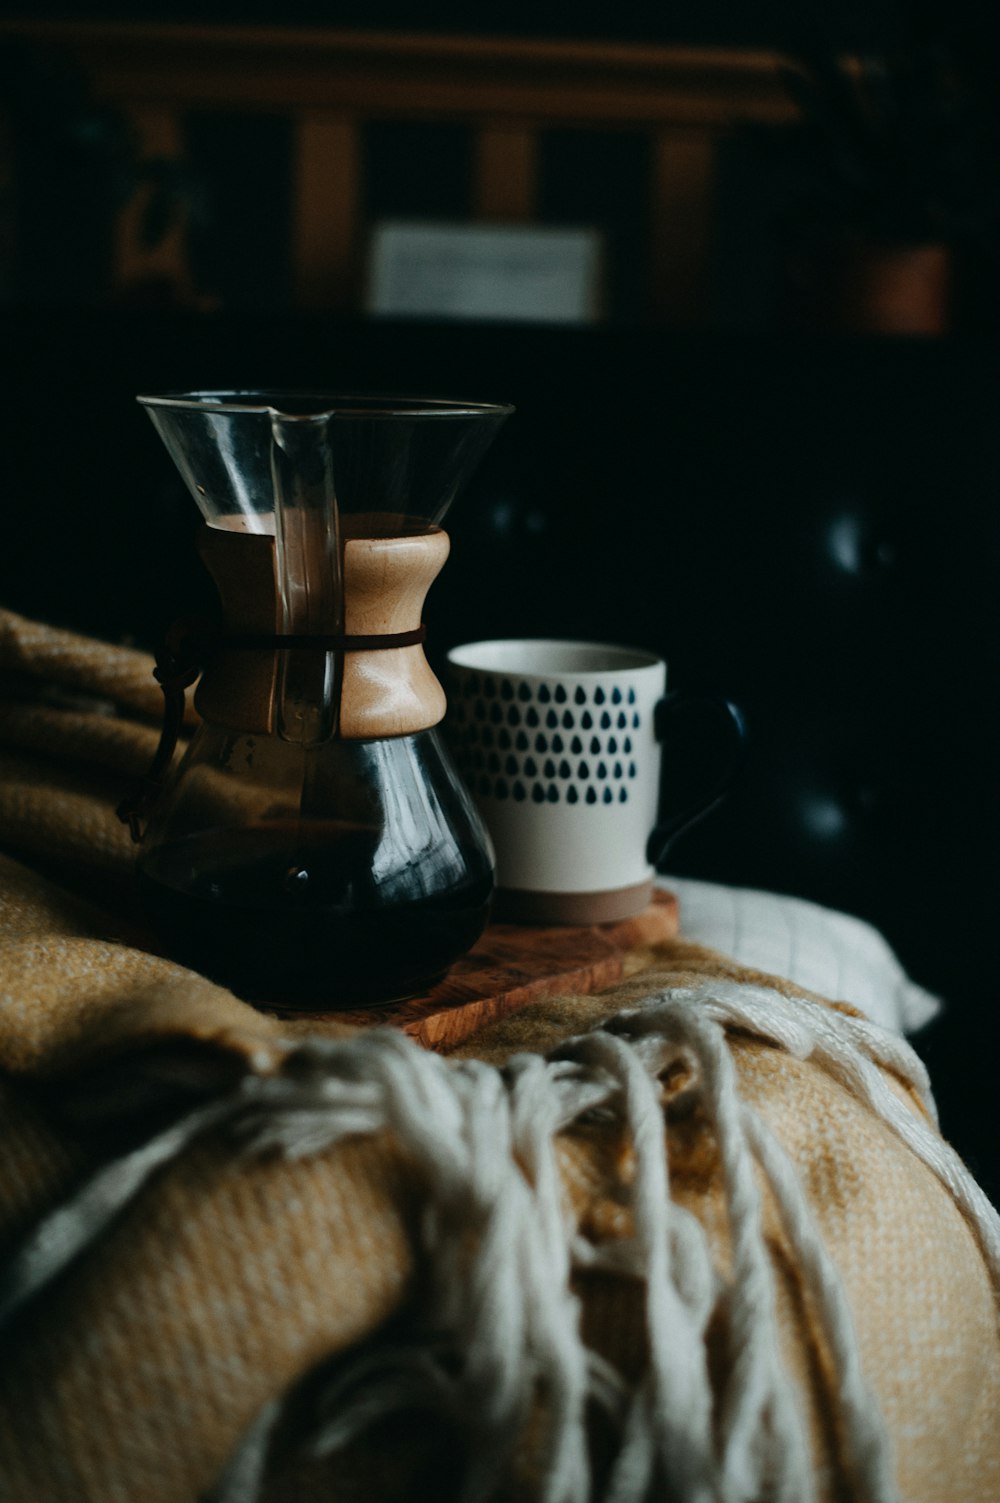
[367,221,602,323]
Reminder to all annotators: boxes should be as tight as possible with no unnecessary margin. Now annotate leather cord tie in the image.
[227,626,427,652]
[116,617,427,843]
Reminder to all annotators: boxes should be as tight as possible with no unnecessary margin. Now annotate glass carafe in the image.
[132,392,511,1008]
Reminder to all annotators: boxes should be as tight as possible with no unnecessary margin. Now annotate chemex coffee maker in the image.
[125,392,512,1008]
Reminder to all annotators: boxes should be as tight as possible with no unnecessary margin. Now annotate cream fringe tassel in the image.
[4,980,999,1503]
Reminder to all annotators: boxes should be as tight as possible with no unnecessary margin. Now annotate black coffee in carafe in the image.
[138,815,494,1006]
[137,726,495,1005]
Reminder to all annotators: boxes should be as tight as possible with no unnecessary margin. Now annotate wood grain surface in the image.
[274,889,678,1050]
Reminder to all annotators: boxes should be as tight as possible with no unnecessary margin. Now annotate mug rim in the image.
[447,638,664,677]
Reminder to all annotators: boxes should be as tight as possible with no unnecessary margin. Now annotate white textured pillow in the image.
[660,875,940,1035]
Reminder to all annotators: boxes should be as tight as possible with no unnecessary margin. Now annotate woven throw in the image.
[1,606,999,1503]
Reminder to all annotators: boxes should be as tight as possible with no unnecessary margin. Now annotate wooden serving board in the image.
[317,889,678,1051]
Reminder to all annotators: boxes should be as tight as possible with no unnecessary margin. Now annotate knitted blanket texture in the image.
[1,605,998,1503]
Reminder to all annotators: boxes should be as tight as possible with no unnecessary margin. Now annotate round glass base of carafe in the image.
[134,721,496,1010]
[137,866,492,1012]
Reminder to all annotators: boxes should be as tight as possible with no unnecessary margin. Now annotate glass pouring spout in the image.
[269,411,340,744]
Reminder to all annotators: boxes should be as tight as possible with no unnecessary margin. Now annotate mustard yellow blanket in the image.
[1,606,997,1503]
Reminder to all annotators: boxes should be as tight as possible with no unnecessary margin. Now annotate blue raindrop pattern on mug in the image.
[452,676,640,804]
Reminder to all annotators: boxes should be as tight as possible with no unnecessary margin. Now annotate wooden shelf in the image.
[0,21,800,324]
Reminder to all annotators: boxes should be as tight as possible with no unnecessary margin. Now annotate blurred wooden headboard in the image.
[0,22,795,323]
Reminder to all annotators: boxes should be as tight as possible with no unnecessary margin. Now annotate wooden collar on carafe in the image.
[194,516,450,738]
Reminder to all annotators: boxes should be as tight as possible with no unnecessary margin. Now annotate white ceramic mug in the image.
[446,638,745,924]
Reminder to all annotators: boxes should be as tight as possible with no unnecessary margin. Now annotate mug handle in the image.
[646,691,748,868]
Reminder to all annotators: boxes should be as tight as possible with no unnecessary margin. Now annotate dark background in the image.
[0,0,991,47]
[2,2,998,1196]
